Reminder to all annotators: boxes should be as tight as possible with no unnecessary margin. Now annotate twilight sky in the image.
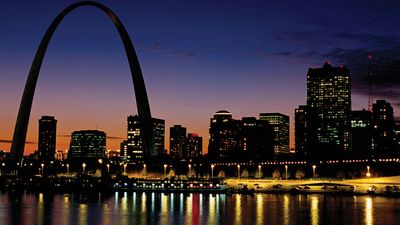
[1,0,400,155]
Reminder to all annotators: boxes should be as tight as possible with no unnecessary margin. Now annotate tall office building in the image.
[351,109,373,157]
[153,118,166,156]
[68,130,106,160]
[38,116,57,162]
[241,117,274,160]
[185,133,203,159]
[259,113,290,155]
[208,110,242,160]
[121,115,165,162]
[170,125,187,159]
[306,62,351,157]
[295,105,308,156]
[372,100,396,155]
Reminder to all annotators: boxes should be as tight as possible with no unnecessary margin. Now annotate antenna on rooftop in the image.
[368,53,373,111]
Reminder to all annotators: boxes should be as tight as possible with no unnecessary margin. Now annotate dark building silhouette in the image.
[372,100,396,156]
[259,113,289,156]
[306,62,351,158]
[295,105,308,156]
[351,109,373,157]
[208,110,274,161]
[241,117,274,160]
[121,115,164,162]
[208,110,242,160]
[170,125,187,159]
[185,133,203,159]
[38,116,57,162]
[68,130,106,161]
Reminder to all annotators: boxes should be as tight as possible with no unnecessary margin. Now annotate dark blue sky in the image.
[1,0,400,153]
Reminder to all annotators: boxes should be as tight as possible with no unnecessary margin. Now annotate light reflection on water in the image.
[0,192,398,225]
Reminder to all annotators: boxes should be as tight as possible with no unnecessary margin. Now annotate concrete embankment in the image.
[225,176,400,196]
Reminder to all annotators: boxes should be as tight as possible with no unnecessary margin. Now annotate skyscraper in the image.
[372,100,396,156]
[295,105,308,156]
[306,62,351,157]
[208,110,242,160]
[170,125,187,159]
[38,116,57,162]
[241,117,274,160]
[121,115,165,162]
[351,109,373,157]
[68,130,106,161]
[185,133,203,159]
[259,113,290,156]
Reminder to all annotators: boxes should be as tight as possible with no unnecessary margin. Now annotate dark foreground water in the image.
[0,191,399,225]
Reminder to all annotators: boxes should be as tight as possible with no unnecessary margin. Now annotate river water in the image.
[0,191,399,225]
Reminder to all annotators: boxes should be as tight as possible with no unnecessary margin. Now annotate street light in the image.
[285,165,288,181]
[123,163,127,174]
[82,163,86,174]
[237,164,241,179]
[188,164,192,178]
[107,164,110,173]
[66,164,69,174]
[312,165,317,179]
[366,166,371,177]
[41,163,45,176]
[143,164,147,177]
[164,164,168,178]
[211,164,215,178]
[258,165,262,179]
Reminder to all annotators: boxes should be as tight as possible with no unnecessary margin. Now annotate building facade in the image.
[170,125,187,159]
[68,130,106,161]
[351,109,373,157]
[295,105,308,156]
[372,100,396,156]
[208,110,242,160]
[306,62,351,157]
[121,115,165,162]
[38,116,57,162]
[208,110,274,161]
[259,113,290,156]
[185,133,203,159]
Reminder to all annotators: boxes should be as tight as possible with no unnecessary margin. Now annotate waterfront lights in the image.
[312,165,317,179]
[366,166,371,177]
[82,163,86,174]
[123,164,127,174]
[41,163,44,175]
[211,164,215,178]
[188,164,192,177]
[237,164,241,179]
[285,165,288,180]
[143,164,147,177]
[164,164,168,178]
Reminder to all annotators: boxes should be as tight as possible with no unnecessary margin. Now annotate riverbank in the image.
[225,176,400,196]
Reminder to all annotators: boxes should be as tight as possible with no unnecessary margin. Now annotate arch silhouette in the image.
[10,1,154,163]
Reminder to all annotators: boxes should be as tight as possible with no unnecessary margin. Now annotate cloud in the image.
[326,46,400,107]
[0,139,36,144]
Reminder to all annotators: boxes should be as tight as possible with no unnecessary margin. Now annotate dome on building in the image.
[215,110,231,115]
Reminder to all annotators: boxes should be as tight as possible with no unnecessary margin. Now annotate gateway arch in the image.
[10,1,154,164]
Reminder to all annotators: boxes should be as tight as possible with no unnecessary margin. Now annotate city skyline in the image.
[1,1,400,155]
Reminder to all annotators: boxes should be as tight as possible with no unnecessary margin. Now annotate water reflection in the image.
[365,197,373,225]
[0,192,398,225]
[256,194,264,225]
[310,196,319,225]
